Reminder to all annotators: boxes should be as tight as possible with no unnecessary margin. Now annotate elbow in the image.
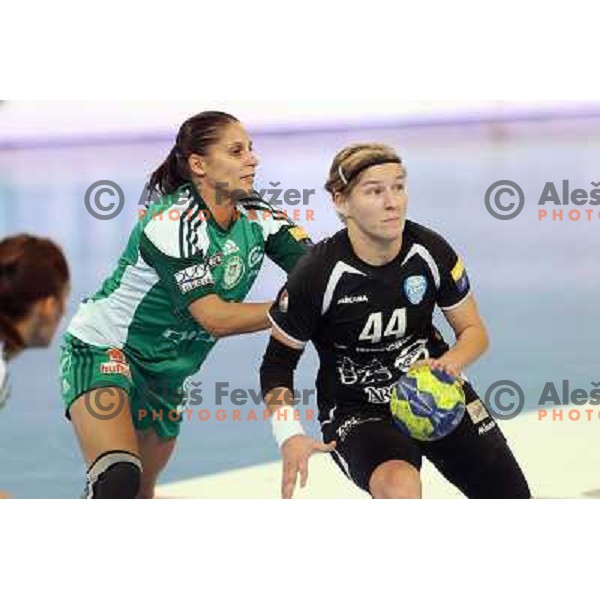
[480,325,490,355]
[199,317,230,339]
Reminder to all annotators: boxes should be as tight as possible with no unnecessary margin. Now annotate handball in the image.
[390,364,466,441]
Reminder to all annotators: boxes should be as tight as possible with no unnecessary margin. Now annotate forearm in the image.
[192,299,272,338]
[442,324,489,369]
[264,386,296,415]
[218,301,272,337]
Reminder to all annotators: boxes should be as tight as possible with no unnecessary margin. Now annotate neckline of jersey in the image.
[341,224,413,271]
[184,183,240,235]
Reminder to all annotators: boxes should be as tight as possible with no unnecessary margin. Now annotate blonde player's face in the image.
[342,163,408,243]
[197,122,260,200]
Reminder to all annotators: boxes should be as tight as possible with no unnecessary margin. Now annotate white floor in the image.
[156,412,600,499]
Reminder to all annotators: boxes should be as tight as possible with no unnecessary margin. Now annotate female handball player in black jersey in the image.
[260,143,530,499]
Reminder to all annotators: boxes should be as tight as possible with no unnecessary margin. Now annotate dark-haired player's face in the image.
[196,122,260,200]
[344,163,408,242]
[28,284,70,348]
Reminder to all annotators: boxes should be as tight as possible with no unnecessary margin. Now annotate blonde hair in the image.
[324,143,404,222]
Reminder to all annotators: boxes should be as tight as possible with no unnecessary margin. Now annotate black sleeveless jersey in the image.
[268,220,472,425]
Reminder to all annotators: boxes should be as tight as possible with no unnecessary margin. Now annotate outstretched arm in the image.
[260,327,335,499]
[189,295,272,339]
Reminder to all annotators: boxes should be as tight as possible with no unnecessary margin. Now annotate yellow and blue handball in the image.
[390,364,466,441]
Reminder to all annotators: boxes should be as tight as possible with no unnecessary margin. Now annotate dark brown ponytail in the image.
[149,111,239,196]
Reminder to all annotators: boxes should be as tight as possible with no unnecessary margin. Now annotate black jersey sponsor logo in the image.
[338,356,394,386]
[365,384,396,404]
[336,415,384,441]
[337,294,369,305]
[393,338,429,371]
[477,421,497,435]
[466,399,489,425]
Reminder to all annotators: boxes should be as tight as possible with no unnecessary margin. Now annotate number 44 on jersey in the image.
[359,308,407,344]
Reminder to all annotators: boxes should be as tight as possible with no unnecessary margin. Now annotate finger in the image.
[299,459,309,488]
[315,440,337,453]
[282,461,299,499]
[413,359,431,369]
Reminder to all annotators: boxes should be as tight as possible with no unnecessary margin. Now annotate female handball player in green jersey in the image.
[60,111,312,499]
[1,234,71,498]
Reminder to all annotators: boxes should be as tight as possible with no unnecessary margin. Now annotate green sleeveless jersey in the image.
[67,183,311,379]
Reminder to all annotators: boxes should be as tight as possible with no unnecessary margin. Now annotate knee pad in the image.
[84,451,142,499]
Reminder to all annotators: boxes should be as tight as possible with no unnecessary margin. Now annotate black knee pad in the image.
[84,451,142,499]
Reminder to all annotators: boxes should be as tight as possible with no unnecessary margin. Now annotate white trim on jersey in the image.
[236,201,291,242]
[320,405,337,428]
[322,261,367,316]
[401,244,441,289]
[267,313,307,349]
[332,450,352,479]
[68,254,160,347]
[439,288,473,312]
[143,195,209,258]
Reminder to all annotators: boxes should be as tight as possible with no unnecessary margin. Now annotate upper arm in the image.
[258,205,313,273]
[442,294,486,338]
[188,294,226,337]
[268,254,322,347]
[431,232,471,311]
[270,321,305,350]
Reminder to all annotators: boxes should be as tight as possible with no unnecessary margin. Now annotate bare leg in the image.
[70,387,141,498]
[136,428,177,499]
[70,387,139,466]
[369,460,422,499]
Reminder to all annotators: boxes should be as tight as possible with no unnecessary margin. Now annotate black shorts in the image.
[321,382,531,499]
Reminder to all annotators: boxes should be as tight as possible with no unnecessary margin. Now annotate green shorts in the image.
[59,333,187,439]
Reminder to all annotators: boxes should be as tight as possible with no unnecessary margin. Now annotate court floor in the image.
[157,412,600,499]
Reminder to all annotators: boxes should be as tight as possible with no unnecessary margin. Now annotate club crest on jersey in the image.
[404,275,427,305]
[222,255,245,290]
